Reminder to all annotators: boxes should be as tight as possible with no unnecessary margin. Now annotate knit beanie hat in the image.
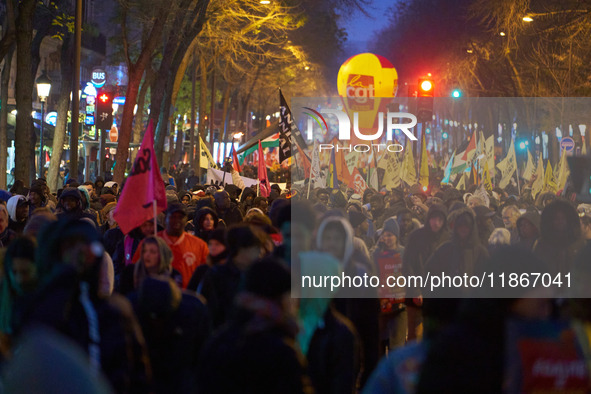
[382,217,400,238]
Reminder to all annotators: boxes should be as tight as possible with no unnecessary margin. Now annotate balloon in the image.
[337,53,398,141]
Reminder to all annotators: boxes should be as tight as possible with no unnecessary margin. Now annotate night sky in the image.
[341,0,394,59]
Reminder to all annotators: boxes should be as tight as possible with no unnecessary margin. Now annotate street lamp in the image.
[522,15,534,22]
[36,72,52,179]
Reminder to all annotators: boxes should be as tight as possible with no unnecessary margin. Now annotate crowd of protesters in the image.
[1,165,591,393]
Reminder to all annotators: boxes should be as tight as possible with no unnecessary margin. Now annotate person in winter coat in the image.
[6,195,30,234]
[239,187,257,215]
[129,276,211,394]
[515,210,540,251]
[316,215,380,388]
[425,204,490,298]
[502,205,522,244]
[533,200,586,276]
[396,209,421,247]
[198,258,313,394]
[20,219,152,393]
[214,190,243,227]
[402,203,450,341]
[118,235,183,295]
[199,224,266,328]
[187,228,228,292]
[112,219,158,290]
[0,201,16,248]
[299,252,361,394]
[187,207,219,241]
[373,217,406,352]
[56,187,98,225]
[0,236,37,336]
[417,247,553,394]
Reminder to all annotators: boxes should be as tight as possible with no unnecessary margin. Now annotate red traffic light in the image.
[99,93,110,103]
[418,78,434,96]
[420,80,433,92]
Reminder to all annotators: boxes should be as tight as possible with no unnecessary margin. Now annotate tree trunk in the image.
[220,83,231,143]
[0,47,14,189]
[209,68,216,146]
[156,91,173,168]
[133,67,155,144]
[174,115,184,164]
[189,52,196,170]
[198,55,207,161]
[113,68,143,184]
[14,0,37,185]
[47,35,73,192]
[113,5,169,185]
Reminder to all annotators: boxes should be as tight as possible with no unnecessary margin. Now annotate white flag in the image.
[522,149,535,182]
[400,143,417,186]
[531,153,544,199]
[310,140,325,188]
[498,140,517,189]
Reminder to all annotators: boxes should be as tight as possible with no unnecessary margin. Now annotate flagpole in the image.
[153,200,157,236]
[516,163,521,195]
[307,140,316,199]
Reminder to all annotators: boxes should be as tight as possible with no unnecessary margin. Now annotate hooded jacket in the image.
[22,219,151,392]
[315,214,380,388]
[425,206,489,297]
[57,188,98,225]
[515,210,541,251]
[193,207,219,241]
[533,200,586,276]
[7,195,28,234]
[403,204,451,298]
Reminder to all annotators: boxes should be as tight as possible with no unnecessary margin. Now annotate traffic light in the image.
[95,91,113,130]
[451,88,462,98]
[416,77,434,122]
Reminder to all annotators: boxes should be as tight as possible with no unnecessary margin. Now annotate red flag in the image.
[113,120,167,234]
[257,140,270,197]
[231,144,241,173]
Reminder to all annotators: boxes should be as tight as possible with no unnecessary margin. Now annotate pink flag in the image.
[257,140,270,197]
[113,120,167,234]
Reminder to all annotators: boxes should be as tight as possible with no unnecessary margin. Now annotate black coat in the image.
[307,307,361,394]
[402,204,450,298]
[199,261,243,329]
[197,307,312,394]
[20,265,151,394]
[129,288,211,394]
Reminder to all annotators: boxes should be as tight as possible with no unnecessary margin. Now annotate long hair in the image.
[133,236,173,289]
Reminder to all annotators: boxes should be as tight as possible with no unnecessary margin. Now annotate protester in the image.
[137,203,209,289]
[190,206,219,241]
[214,190,243,226]
[578,203,591,243]
[130,276,211,394]
[6,195,29,234]
[515,210,540,251]
[0,202,16,248]
[0,237,37,336]
[27,184,48,216]
[199,224,266,328]
[373,217,406,352]
[119,235,182,294]
[533,200,586,276]
[22,219,151,392]
[402,203,449,341]
[198,257,313,394]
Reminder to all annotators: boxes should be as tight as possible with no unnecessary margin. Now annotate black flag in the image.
[278,89,308,163]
